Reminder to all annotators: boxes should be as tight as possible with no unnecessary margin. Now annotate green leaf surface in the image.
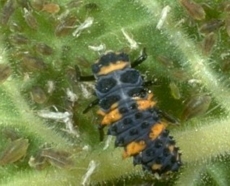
[0,0,230,185]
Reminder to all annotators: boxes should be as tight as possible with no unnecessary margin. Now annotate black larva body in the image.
[90,51,181,175]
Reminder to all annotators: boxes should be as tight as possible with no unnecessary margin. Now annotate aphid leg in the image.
[98,125,105,141]
[75,65,95,81]
[83,98,99,114]
[156,108,180,125]
[131,48,147,68]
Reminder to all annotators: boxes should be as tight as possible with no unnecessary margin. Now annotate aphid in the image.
[156,55,174,69]
[31,0,45,11]
[21,55,46,71]
[225,4,230,12]
[169,82,181,100]
[156,5,171,30]
[0,138,29,165]
[199,19,224,34]
[77,49,182,175]
[221,59,230,72]
[9,22,23,32]
[34,43,53,55]
[23,8,38,30]
[219,1,230,12]
[224,15,230,37]
[40,148,74,169]
[79,83,94,99]
[81,160,97,186]
[55,15,77,37]
[37,110,72,121]
[29,148,73,170]
[201,32,216,56]
[0,64,11,83]
[84,3,98,11]
[88,44,106,54]
[30,86,47,104]
[72,17,94,37]
[121,28,139,50]
[179,0,205,20]
[9,34,29,45]
[17,0,30,9]
[181,94,211,121]
[37,109,79,137]
[42,3,60,14]
[67,0,82,8]
[2,127,20,141]
[29,151,48,170]
[46,80,55,94]
[0,0,17,25]
[171,68,189,82]
[66,88,78,104]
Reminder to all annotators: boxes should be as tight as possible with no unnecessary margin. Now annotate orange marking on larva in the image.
[137,100,156,110]
[97,61,129,75]
[134,93,156,110]
[97,109,106,116]
[149,122,167,140]
[110,103,119,110]
[122,141,146,158]
[97,103,118,116]
[152,163,162,171]
[100,108,122,126]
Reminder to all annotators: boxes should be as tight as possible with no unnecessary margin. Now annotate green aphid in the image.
[0,138,29,166]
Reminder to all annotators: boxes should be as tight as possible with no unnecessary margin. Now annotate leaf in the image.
[0,0,230,185]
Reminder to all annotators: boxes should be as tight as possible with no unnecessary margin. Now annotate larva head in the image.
[91,52,130,76]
